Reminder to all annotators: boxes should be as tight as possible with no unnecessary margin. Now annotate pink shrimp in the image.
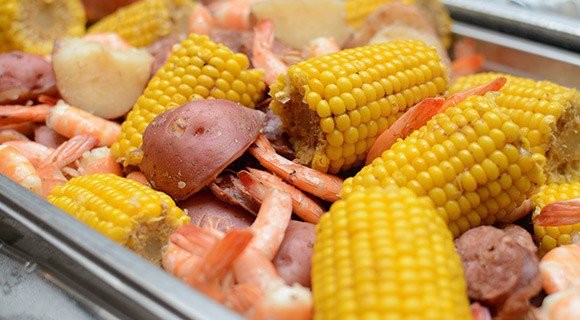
[248,189,292,259]
[45,101,121,147]
[238,168,325,224]
[537,288,580,320]
[0,144,42,195]
[452,38,485,80]
[302,37,340,58]
[188,3,216,35]
[252,19,288,85]
[75,146,123,176]
[533,199,580,226]
[37,135,99,197]
[470,302,492,320]
[232,244,313,319]
[539,244,580,295]
[82,33,131,50]
[0,104,52,126]
[249,134,343,202]
[208,0,264,31]
[365,76,507,164]
[2,140,54,168]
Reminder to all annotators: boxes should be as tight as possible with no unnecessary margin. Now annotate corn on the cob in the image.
[47,174,190,264]
[270,39,448,174]
[342,94,546,237]
[449,72,579,183]
[88,0,195,47]
[313,185,472,319]
[532,182,580,256]
[344,0,452,47]
[0,0,86,55]
[111,33,266,166]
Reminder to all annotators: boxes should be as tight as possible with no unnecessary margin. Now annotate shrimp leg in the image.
[238,168,325,224]
[249,134,343,202]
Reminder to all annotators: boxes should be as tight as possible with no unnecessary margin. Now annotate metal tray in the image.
[0,175,241,320]
[1,7,579,320]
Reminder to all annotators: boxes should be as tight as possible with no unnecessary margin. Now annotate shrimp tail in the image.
[534,198,580,226]
[451,53,485,79]
[43,135,99,169]
[366,97,445,164]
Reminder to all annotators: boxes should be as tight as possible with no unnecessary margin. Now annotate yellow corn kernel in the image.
[532,182,580,256]
[313,186,471,319]
[270,39,447,174]
[0,0,85,55]
[342,94,546,237]
[449,72,579,183]
[47,174,190,264]
[88,0,195,47]
[111,33,266,166]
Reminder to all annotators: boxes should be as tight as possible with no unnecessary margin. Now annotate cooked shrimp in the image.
[0,104,52,126]
[252,19,288,85]
[452,38,485,80]
[0,144,42,195]
[232,243,313,320]
[45,101,121,147]
[75,146,123,176]
[208,0,264,31]
[248,189,292,259]
[470,302,492,320]
[249,134,343,202]
[82,33,131,50]
[0,129,29,144]
[539,244,580,295]
[238,168,325,224]
[537,288,580,320]
[302,37,340,58]
[366,77,507,164]
[188,3,215,35]
[533,199,580,226]
[498,199,535,223]
[37,135,99,197]
[2,140,53,168]
[169,226,253,301]
[163,225,220,278]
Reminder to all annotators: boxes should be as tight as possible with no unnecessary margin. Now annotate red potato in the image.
[140,99,266,200]
[0,52,58,105]
[178,189,254,232]
[273,220,316,288]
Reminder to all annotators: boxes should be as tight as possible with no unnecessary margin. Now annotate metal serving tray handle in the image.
[442,0,580,52]
[0,175,241,320]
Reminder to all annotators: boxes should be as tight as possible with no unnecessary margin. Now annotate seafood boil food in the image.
[0,0,579,319]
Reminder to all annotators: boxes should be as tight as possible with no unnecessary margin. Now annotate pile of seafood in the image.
[0,0,578,319]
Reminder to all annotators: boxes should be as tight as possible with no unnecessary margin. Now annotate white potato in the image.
[251,0,353,49]
[52,38,153,119]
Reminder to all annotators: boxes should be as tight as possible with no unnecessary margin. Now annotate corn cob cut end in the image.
[88,0,196,47]
[450,72,579,183]
[270,39,448,174]
[47,174,190,265]
[544,92,580,183]
[313,185,472,319]
[0,0,86,55]
[532,182,580,256]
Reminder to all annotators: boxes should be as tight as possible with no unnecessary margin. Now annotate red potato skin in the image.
[178,188,254,232]
[273,220,316,288]
[0,52,58,104]
[140,99,266,201]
